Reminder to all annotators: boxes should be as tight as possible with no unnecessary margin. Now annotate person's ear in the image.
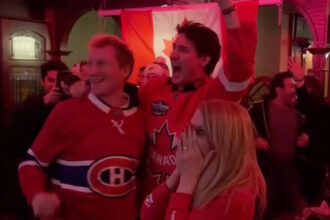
[200,56,211,68]
[121,66,131,79]
[276,87,282,96]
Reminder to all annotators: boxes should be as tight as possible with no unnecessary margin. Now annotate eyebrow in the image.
[177,45,189,51]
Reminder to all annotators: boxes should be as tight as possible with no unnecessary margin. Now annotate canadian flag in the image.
[121,1,258,92]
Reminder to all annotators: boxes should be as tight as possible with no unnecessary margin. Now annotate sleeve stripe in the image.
[218,61,252,92]
[51,179,93,193]
[18,160,39,170]
[27,149,49,167]
[57,159,94,166]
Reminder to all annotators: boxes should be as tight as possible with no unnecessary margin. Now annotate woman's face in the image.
[190,109,211,158]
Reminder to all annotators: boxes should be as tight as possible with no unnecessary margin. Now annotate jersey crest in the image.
[111,120,126,134]
[151,100,170,116]
[87,156,138,197]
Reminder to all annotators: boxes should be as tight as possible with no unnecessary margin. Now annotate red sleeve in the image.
[165,193,192,220]
[18,165,48,204]
[212,1,258,101]
[18,103,70,203]
[138,78,168,105]
[140,182,173,220]
[164,189,255,220]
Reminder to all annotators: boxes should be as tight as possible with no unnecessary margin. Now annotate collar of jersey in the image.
[169,77,207,92]
[88,92,137,116]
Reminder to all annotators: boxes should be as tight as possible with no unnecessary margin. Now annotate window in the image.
[10,31,45,60]
[11,67,42,103]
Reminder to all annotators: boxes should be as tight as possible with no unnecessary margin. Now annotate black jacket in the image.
[12,95,54,159]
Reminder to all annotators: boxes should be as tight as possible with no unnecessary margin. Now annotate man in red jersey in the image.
[139,0,258,195]
[18,34,145,220]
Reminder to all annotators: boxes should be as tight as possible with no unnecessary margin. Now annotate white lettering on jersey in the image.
[149,147,176,166]
[111,120,126,134]
[145,194,154,208]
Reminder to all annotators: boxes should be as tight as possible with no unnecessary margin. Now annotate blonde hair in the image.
[191,100,266,216]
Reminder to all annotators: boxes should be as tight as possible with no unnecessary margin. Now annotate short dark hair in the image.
[88,34,134,78]
[176,21,221,75]
[41,60,68,80]
[268,71,292,100]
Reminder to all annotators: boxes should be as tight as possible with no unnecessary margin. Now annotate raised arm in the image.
[209,0,258,101]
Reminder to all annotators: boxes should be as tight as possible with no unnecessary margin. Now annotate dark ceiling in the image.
[28,0,169,11]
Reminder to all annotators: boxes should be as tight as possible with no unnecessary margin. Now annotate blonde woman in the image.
[141,100,266,220]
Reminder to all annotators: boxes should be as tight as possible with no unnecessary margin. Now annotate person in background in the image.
[67,61,90,98]
[9,60,68,220]
[137,57,170,87]
[13,60,69,158]
[79,61,89,81]
[248,71,309,219]
[288,58,330,205]
[71,62,80,77]
[141,100,266,220]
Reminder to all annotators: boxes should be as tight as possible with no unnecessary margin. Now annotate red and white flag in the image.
[120,1,258,91]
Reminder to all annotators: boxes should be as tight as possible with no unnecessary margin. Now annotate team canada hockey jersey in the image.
[18,92,146,220]
[139,1,258,195]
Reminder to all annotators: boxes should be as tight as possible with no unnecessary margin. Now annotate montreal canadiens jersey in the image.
[139,10,258,195]
[18,92,146,220]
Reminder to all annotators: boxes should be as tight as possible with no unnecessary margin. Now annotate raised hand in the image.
[212,0,239,28]
[255,137,270,151]
[60,81,71,96]
[69,80,89,99]
[176,126,215,194]
[297,132,309,148]
[288,57,305,88]
[43,87,63,105]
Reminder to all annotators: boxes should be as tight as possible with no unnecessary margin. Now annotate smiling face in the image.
[170,34,208,86]
[87,46,129,99]
[41,70,58,94]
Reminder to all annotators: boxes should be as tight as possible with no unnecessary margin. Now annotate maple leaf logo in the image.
[162,37,175,59]
[162,17,189,59]
[181,17,189,25]
[153,121,177,152]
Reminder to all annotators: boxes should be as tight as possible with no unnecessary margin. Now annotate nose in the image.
[49,82,56,90]
[170,48,178,60]
[87,62,98,77]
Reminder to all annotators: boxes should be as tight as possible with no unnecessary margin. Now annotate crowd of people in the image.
[1,0,329,219]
